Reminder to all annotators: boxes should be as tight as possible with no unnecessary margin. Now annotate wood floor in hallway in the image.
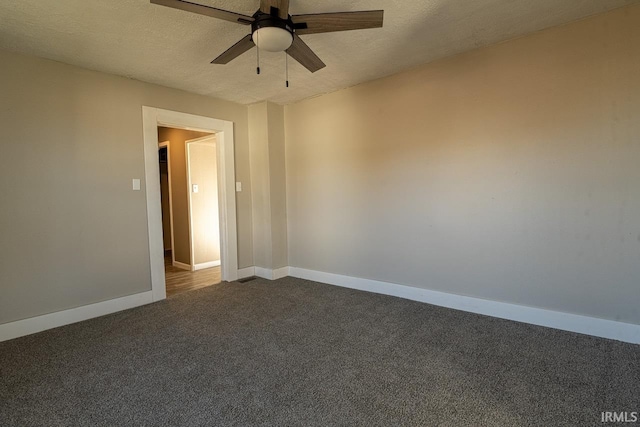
[165,254,221,297]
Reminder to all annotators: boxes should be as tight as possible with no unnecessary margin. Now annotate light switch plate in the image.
[192,184,199,193]
[236,182,242,192]
[132,179,141,191]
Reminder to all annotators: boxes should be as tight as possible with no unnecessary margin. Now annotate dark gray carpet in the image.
[1,277,638,426]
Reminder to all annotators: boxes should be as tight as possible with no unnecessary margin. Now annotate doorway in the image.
[158,130,222,297]
[158,142,174,261]
[142,107,239,302]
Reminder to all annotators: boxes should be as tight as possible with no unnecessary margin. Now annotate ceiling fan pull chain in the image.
[285,52,289,88]
[256,31,261,75]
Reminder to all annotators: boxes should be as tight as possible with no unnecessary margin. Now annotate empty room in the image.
[1,1,638,426]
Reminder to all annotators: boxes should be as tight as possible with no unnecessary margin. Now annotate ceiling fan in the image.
[150,0,384,74]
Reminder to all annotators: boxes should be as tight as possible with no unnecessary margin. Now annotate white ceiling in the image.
[0,0,636,105]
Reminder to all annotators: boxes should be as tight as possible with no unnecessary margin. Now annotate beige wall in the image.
[249,102,272,268]
[267,102,288,269]
[188,141,220,265]
[157,127,212,265]
[285,6,640,325]
[0,48,253,324]
[249,102,288,269]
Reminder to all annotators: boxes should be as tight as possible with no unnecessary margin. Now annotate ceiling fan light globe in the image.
[252,27,293,52]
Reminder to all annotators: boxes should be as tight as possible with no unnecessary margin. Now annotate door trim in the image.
[142,107,239,302]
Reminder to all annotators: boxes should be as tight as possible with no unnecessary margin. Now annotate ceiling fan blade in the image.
[151,0,254,25]
[260,0,289,19]
[286,36,325,73]
[292,10,384,35]
[211,35,255,64]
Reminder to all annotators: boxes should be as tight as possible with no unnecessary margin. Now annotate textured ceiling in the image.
[0,0,636,105]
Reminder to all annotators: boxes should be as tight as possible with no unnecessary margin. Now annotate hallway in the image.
[165,254,221,297]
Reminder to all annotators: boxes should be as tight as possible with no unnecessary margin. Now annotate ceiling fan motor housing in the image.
[251,13,294,52]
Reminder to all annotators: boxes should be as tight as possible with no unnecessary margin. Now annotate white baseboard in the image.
[4,267,637,345]
[172,261,191,271]
[0,291,154,343]
[288,267,640,344]
[193,260,221,271]
[254,267,273,280]
[254,266,290,280]
[237,267,255,279]
[272,266,290,280]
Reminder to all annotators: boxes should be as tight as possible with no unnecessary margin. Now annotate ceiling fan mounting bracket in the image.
[251,11,294,38]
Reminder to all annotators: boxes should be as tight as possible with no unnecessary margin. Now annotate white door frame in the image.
[158,141,178,268]
[185,135,220,272]
[142,107,239,302]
